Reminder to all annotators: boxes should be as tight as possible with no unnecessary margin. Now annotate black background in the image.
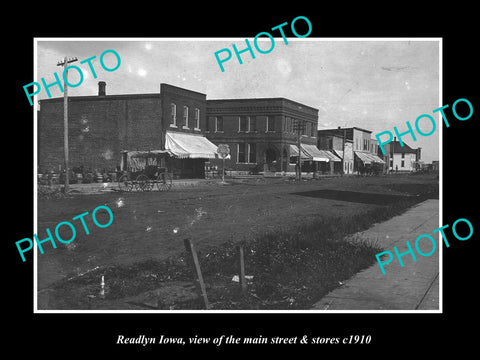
[5,4,477,356]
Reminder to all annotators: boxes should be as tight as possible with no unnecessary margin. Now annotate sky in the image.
[36,38,440,162]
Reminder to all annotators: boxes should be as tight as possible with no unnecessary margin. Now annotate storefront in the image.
[354,151,386,175]
[164,131,219,178]
[121,132,219,179]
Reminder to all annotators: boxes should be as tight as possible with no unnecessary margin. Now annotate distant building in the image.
[317,127,384,174]
[317,128,352,174]
[379,139,421,172]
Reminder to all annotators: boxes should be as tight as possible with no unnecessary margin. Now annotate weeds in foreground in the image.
[45,199,431,310]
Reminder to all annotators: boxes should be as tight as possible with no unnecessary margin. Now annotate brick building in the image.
[205,98,321,175]
[38,83,218,178]
[38,83,326,178]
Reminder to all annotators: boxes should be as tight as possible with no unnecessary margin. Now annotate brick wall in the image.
[160,83,207,136]
[205,97,318,173]
[38,94,162,173]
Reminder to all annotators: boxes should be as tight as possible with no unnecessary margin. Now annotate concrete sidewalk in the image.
[312,199,440,311]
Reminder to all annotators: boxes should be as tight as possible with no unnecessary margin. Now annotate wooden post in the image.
[222,157,225,183]
[183,238,210,309]
[238,245,247,294]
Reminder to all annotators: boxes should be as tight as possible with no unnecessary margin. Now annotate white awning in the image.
[165,131,218,159]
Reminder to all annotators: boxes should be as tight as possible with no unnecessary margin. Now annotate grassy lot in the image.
[37,173,438,310]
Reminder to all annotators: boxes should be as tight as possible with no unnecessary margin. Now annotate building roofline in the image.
[38,93,162,103]
[319,126,372,133]
[207,97,318,112]
[160,83,206,97]
[390,140,418,153]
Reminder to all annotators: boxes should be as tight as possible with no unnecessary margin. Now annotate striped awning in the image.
[317,149,342,162]
[302,144,332,162]
[289,144,312,160]
[355,151,386,164]
[290,144,341,162]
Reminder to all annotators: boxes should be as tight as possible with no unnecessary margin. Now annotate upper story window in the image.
[328,138,333,149]
[266,116,275,132]
[194,108,200,129]
[285,117,291,132]
[402,152,405,159]
[183,106,189,128]
[215,116,224,132]
[239,116,247,132]
[248,116,256,132]
[306,122,312,136]
[170,103,177,127]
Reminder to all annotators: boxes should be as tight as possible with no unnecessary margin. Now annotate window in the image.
[249,116,256,132]
[238,143,246,163]
[328,138,333,149]
[183,106,189,128]
[401,160,405,167]
[194,108,200,129]
[170,103,177,126]
[248,143,256,163]
[239,116,247,132]
[237,143,256,163]
[205,116,210,132]
[267,116,275,132]
[401,152,405,159]
[215,116,223,132]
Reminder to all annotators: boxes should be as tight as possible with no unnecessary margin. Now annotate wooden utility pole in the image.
[237,245,247,294]
[341,128,346,176]
[293,120,305,182]
[57,56,78,194]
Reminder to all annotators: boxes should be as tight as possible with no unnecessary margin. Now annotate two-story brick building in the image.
[205,98,322,175]
[38,82,218,179]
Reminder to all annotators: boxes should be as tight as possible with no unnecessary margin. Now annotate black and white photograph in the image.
[33,38,441,312]
[6,7,478,356]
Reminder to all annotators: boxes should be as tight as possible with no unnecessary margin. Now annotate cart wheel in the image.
[118,174,133,192]
[135,174,152,191]
[156,172,173,192]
